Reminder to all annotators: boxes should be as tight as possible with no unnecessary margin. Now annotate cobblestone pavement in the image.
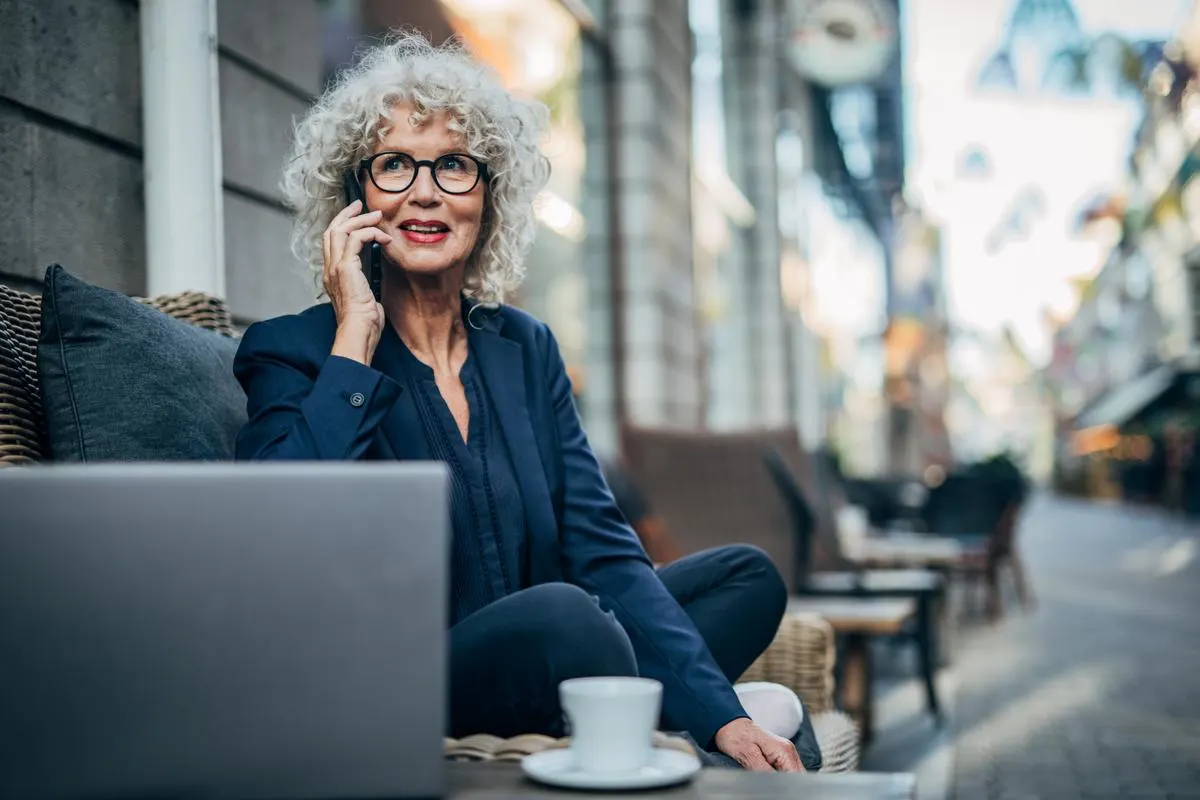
[950,494,1200,800]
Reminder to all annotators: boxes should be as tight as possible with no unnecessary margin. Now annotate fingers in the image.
[338,208,383,237]
[333,198,363,224]
[325,227,392,298]
[333,226,391,270]
[736,746,773,772]
[763,740,803,773]
[328,209,386,271]
[734,753,772,777]
[323,200,362,268]
[323,202,381,266]
[345,225,393,249]
[325,202,364,294]
[714,719,797,774]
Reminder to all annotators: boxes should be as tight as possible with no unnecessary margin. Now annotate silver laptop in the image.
[0,462,450,799]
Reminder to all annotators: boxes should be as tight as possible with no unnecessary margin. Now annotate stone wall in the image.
[0,0,322,321]
[216,0,323,321]
[0,0,145,295]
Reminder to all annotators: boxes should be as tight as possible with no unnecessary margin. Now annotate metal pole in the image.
[140,0,225,297]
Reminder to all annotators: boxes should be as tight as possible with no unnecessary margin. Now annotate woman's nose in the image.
[408,168,440,203]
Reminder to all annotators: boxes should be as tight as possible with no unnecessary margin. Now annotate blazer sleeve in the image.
[233,320,402,460]
[537,324,748,747]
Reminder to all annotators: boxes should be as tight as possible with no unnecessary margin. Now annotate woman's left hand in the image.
[713,717,805,772]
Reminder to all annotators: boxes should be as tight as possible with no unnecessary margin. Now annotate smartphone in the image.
[342,168,383,301]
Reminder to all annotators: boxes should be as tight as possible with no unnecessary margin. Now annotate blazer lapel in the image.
[371,322,432,462]
[468,311,559,582]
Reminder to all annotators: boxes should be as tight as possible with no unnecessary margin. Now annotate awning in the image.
[1074,364,1177,430]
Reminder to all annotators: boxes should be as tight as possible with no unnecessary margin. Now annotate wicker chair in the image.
[738,614,860,772]
[0,281,858,772]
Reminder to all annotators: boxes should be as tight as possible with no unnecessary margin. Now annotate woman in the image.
[234,32,812,772]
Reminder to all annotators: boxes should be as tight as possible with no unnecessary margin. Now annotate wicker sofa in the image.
[0,272,859,771]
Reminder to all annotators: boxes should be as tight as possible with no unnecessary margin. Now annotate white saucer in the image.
[521,747,702,791]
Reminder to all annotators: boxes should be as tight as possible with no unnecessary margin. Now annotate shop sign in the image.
[787,0,898,86]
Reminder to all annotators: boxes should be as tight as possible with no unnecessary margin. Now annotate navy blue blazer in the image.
[232,301,747,746]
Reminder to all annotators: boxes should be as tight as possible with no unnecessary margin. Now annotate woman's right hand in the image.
[323,199,393,365]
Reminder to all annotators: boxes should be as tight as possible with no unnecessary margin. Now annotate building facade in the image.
[1049,2,1200,505]
[1,0,323,321]
[1,0,898,464]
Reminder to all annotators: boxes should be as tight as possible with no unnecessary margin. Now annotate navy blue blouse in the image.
[393,339,528,626]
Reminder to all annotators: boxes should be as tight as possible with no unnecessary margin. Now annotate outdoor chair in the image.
[0,266,860,772]
[759,444,944,728]
[921,471,1034,621]
[621,425,944,745]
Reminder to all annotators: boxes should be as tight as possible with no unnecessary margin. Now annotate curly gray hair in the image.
[282,31,551,303]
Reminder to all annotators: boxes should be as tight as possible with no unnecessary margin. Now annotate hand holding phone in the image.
[342,168,383,302]
[321,170,390,365]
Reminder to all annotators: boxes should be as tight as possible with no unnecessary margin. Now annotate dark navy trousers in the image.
[447,545,822,770]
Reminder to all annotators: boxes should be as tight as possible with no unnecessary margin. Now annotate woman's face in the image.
[364,104,486,282]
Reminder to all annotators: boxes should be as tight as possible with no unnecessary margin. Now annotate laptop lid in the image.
[0,462,449,799]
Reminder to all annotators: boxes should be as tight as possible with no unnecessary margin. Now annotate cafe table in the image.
[448,761,917,799]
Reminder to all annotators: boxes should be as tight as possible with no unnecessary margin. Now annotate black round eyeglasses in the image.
[359,151,488,195]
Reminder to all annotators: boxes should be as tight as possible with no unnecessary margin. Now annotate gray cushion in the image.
[38,265,246,461]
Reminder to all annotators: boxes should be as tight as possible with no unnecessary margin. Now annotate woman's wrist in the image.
[331,321,379,365]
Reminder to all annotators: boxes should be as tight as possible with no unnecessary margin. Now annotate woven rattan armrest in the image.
[739,612,836,715]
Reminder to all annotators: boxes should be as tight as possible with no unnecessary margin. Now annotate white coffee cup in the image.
[559,677,663,774]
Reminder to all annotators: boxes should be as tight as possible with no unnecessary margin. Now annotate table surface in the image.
[786,596,916,634]
[858,536,963,564]
[448,762,917,799]
[806,569,942,595]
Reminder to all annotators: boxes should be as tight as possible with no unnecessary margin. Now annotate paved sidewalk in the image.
[949,494,1200,799]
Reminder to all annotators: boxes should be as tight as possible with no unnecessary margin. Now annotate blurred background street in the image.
[950,495,1200,799]
[863,493,1200,799]
[3,0,1200,797]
